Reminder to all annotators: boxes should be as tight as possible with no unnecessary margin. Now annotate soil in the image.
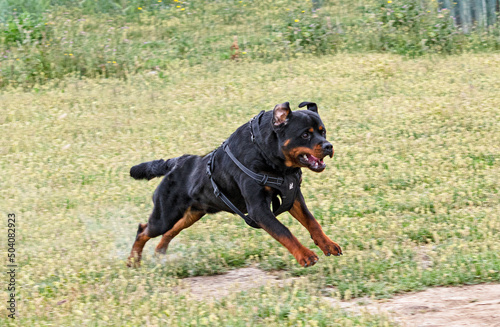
[328,283,500,327]
[180,267,500,327]
[177,267,297,300]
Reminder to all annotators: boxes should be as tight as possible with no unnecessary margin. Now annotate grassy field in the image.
[2,0,499,88]
[1,53,500,326]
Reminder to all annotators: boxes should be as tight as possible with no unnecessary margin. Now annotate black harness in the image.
[206,112,302,229]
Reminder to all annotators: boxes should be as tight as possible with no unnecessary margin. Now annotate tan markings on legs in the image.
[155,208,204,255]
[270,231,319,267]
[127,223,151,267]
[289,199,342,256]
[256,219,318,267]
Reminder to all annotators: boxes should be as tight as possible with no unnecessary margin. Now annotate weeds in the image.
[1,53,499,325]
[1,0,499,88]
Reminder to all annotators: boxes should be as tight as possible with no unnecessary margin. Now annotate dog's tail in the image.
[130,159,172,180]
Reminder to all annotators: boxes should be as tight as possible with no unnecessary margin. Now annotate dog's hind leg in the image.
[127,222,152,267]
[155,207,205,255]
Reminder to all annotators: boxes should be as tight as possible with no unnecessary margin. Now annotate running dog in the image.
[128,101,342,267]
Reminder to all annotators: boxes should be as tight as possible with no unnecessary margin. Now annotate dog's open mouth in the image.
[298,153,326,172]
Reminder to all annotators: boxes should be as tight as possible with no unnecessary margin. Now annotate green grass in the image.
[1,0,499,88]
[1,53,499,325]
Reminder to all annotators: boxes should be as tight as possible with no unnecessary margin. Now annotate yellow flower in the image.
[69,53,73,56]
[302,10,305,13]
[295,19,300,23]
[113,61,116,63]
[181,8,185,10]
[138,7,142,10]
[387,0,392,3]
[177,5,180,8]
[158,0,162,2]
[242,52,247,54]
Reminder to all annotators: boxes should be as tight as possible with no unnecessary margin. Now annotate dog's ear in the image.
[298,101,318,113]
[272,102,291,126]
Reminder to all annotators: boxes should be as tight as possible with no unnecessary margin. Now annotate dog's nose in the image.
[322,142,333,157]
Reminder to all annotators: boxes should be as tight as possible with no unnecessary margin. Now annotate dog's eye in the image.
[321,130,326,137]
[302,132,310,139]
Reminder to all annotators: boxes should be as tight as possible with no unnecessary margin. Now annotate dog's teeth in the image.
[302,154,308,160]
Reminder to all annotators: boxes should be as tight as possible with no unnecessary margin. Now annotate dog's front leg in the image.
[289,191,342,257]
[245,196,319,267]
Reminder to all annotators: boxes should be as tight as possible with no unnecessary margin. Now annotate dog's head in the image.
[272,101,333,172]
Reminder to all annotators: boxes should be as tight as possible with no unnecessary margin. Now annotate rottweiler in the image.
[127,101,342,268]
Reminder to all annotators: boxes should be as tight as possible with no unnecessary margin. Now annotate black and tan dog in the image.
[128,101,342,267]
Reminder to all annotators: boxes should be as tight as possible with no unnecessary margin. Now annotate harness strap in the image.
[250,111,284,170]
[223,143,283,186]
[206,112,300,229]
[207,150,261,229]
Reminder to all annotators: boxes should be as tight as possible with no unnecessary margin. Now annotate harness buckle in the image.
[260,174,269,185]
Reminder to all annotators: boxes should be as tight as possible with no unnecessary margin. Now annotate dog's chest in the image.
[266,171,302,216]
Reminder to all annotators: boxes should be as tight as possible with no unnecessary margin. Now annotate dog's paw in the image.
[295,248,319,267]
[126,258,140,268]
[127,255,142,268]
[155,247,168,255]
[316,238,342,256]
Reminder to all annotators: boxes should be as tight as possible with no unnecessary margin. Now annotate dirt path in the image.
[177,267,297,300]
[329,283,500,327]
[180,268,500,326]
